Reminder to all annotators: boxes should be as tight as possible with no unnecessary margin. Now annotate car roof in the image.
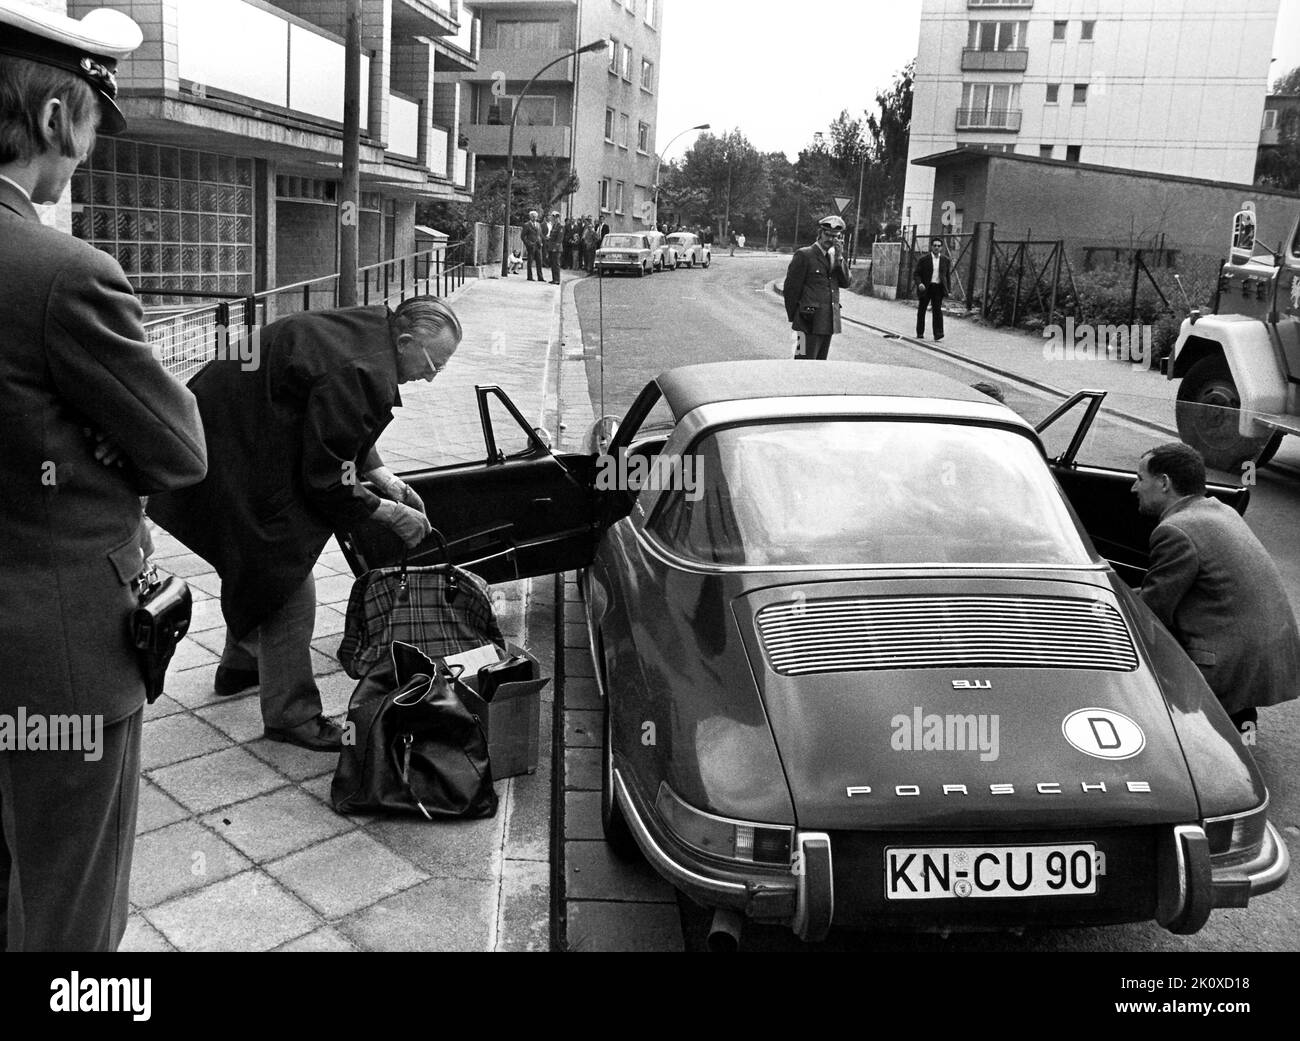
[655,361,1008,420]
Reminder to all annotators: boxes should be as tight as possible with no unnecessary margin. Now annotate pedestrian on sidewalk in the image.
[0,4,208,952]
[914,237,951,340]
[147,299,462,752]
[1132,442,1300,740]
[543,210,563,284]
[521,209,544,281]
[783,214,850,360]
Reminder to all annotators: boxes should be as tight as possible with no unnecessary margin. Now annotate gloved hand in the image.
[373,499,432,548]
[398,482,426,515]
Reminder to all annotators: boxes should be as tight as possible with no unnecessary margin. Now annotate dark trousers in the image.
[548,249,561,284]
[796,332,834,360]
[1,706,142,951]
[917,286,945,338]
[525,245,544,281]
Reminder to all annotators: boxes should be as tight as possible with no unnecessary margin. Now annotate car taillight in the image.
[655,782,793,866]
[1203,803,1268,869]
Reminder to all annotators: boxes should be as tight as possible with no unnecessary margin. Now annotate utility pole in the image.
[722,159,732,243]
[853,149,867,266]
[338,0,361,307]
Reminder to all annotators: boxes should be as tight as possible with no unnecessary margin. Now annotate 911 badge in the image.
[1062,708,1145,760]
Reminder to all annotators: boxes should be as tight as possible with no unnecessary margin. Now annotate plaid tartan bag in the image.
[338,537,505,680]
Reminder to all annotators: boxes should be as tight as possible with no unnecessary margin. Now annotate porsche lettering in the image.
[845,781,1151,797]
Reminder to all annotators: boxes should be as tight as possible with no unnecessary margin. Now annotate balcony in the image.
[429,124,451,177]
[176,0,371,126]
[1260,126,1280,146]
[967,0,1033,7]
[388,93,421,159]
[961,48,1029,72]
[455,148,469,189]
[956,107,1022,131]
[392,0,458,39]
[462,123,573,158]
[468,48,576,83]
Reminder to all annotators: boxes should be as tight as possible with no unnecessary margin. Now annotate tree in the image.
[661,129,770,239]
[864,60,914,236]
[1272,64,1300,95]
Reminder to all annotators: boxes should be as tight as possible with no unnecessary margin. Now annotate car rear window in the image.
[604,235,645,249]
[650,420,1092,567]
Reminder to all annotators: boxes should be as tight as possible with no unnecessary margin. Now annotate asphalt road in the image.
[571,254,1300,953]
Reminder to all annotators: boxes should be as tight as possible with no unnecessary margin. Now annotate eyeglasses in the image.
[419,344,445,378]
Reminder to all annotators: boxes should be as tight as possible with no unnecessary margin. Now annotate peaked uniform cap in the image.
[0,1,143,135]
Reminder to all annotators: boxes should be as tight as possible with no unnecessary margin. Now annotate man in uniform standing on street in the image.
[783,214,850,360]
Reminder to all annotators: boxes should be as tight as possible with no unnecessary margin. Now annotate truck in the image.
[1164,208,1300,471]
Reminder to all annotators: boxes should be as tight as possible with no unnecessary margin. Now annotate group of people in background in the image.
[516,211,715,280]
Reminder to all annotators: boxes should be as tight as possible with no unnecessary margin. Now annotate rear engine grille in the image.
[755,595,1138,675]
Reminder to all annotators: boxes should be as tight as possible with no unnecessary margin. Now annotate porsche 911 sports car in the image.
[341,361,1289,945]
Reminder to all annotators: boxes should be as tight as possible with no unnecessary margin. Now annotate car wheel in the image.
[601,695,639,860]
[1175,355,1275,471]
[636,265,645,278]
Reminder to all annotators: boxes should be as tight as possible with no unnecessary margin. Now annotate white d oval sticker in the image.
[1062,708,1145,760]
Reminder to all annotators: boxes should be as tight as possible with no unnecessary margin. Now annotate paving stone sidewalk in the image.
[127,274,569,952]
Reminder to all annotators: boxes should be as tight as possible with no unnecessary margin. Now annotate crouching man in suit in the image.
[1133,443,1300,740]
[783,215,851,360]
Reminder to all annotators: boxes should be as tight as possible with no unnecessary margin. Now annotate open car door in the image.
[1036,390,1249,586]
[338,386,599,583]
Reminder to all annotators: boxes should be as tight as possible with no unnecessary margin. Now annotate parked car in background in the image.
[596,233,653,277]
[668,232,711,269]
[645,230,677,273]
[340,361,1288,951]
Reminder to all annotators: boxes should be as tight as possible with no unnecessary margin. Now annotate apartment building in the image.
[57,0,480,298]
[903,0,1281,236]
[459,0,663,228]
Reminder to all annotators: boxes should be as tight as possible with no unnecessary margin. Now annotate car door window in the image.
[479,386,549,462]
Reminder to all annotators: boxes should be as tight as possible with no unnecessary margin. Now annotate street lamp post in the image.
[651,122,709,230]
[501,39,607,277]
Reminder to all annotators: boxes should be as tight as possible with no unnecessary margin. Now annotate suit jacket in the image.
[914,253,952,296]
[521,220,542,248]
[783,243,850,336]
[0,179,207,722]
[1140,495,1300,713]
[543,220,564,252]
[148,307,401,640]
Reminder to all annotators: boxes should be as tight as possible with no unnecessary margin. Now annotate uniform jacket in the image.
[521,220,542,249]
[783,243,850,336]
[0,179,207,722]
[914,253,952,296]
[1140,495,1300,713]
[147,307,402,641]
[543,220,564,252]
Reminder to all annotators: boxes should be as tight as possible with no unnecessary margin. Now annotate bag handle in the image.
[399,526,452,580]
[391,662,463,707]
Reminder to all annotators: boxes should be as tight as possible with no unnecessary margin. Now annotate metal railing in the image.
[140,243,467,381]
[955,107,1023,131]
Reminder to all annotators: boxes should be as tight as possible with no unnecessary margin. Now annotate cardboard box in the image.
[451,642,550,780]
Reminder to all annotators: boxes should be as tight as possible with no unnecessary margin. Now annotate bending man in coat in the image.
[149,298,461,751]
[1,5,207,951]
[783,214,851,360]
[1132,442,1300,738]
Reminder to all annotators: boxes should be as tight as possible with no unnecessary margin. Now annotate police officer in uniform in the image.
[0,2,208,950]
[783,214,851,360]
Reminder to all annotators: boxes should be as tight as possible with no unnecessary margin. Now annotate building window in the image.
[621,43,633,80]
[960,82,1021,128]
[1065,145,1081,162]
[1045,83,1059,103]
[640,58,655,92]
[1052,20,1067,40]
[645,0,657,28]
[599,178,611,212]
[604,107,615,143]
[615,180,625,214]
[637,121,650,153]
[71,139,256,303]
[1073,83,1088,104]
[493,20,561,48]
[607,37,618,73]
[1039,144,1054,158]
[968,20,1027,50]
[619,113,630,148]
[500,96,556,126]
[1081,20,1095,40]
[952,173,967,194]
[1263,109,1278,129]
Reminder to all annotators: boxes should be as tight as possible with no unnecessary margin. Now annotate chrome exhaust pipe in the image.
[706,908,743,952]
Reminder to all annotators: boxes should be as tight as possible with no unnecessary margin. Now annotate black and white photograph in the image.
[1,0,1297,1019]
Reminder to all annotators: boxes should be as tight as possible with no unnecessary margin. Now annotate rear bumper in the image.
[616,775,1290,941]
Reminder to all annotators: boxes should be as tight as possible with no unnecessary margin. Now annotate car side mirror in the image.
[532,426,553,451]
[1230,209,1256,264]
[584,416,620,455]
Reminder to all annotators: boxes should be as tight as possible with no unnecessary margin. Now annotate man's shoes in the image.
[214,665,259,697]
[550,280,561,285]
[935,336,944,341]
[264,714,344,752]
